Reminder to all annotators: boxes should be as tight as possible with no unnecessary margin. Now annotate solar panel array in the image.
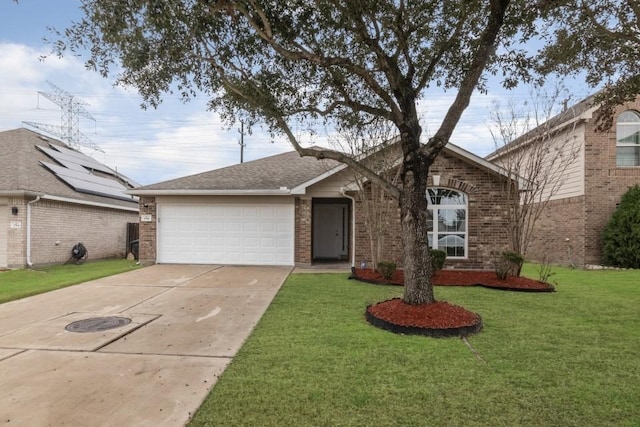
[37,144,137,202]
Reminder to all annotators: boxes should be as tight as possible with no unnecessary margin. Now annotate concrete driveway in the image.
[0,264,291,426]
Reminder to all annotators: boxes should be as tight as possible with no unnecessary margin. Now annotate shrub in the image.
[376,261,397,280]
[490,250,524,280]
[536,256,556,284]
[429,249,447,271]
[602,185,640,268]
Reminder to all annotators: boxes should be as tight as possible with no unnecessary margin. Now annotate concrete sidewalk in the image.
[0,264,291,426]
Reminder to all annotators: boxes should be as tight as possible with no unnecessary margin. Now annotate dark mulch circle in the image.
[351,268,555,292]
[365,298,483,338]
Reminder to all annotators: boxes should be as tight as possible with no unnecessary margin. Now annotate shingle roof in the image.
[0,128,138,209]
[133,150,342,192]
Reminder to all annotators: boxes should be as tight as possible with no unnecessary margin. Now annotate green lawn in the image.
[190,264,640,426]
[0,259,140,304]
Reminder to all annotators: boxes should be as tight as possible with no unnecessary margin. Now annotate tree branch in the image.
[423,0,511,161]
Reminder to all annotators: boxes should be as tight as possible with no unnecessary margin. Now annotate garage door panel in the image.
[158,203,294,265]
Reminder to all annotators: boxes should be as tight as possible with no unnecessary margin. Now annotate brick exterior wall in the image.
[5,197,27,268]
[512,100,640,267]
[352,150,511,270]
[138,196,157,264]
[525,196,586,266]
[140,152,511,270]
[5,196,138,268]
[294,197,312,265]
[582,101,640,265]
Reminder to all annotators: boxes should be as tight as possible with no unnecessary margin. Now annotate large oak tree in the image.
[56,0,550,304]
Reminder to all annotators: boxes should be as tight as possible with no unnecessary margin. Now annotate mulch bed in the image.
[365,298,483,338]
[356,268,553,337]
[352,268,555,292]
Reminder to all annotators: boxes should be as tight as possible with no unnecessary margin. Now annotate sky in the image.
[0,1,596,186]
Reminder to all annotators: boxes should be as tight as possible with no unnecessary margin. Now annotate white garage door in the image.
[157,203,294,265]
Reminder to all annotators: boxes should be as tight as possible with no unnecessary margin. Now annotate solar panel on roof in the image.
[54,174,134,201]
[37,145,114,175]
[56,159,91,173]
[37,144,137,202]
[41,162,129,191]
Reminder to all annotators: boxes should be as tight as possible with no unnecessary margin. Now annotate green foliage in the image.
[490,250,524,280]
[429,248,447,271]
[0,260,140,304]
[375,261,397,280]
[602,185,640,268]
[540,1,640,130]
[55,0,540,130]
[53,0,581,306]
[190,268,640,426]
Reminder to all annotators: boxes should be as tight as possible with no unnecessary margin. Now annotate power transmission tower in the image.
[23,81,102,152]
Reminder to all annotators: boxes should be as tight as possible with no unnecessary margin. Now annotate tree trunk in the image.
[400,136,435,305]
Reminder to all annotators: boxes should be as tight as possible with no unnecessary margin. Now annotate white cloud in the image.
[0,42,292,185]
[1,41,595,187]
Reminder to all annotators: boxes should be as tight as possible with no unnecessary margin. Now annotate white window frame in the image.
[427,187,468,259]
[616,110,640,167]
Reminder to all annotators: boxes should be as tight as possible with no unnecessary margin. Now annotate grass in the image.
[0,259,140,304]
[190,264,640,426]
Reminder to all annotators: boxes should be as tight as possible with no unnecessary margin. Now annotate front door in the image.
[313,203,348,259]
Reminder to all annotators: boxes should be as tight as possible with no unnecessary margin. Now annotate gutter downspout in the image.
[340,187,356,268]
[26,196,41,267]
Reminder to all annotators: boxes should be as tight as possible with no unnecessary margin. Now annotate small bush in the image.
[429,249,447,271]
[536,256,556,284]
[490,250,524,280]
[376,261,397,280]
[603,185,640,268]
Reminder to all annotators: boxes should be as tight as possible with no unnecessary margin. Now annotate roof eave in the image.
[0,190,43,198]
[128,189,292,196]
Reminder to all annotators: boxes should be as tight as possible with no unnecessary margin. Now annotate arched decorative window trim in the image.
[616,110,640,167]
[427,187,468,259]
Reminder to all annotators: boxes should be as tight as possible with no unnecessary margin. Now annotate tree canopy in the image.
[56,1,542,185]
[541,0,640,128]
[53,0,587,305]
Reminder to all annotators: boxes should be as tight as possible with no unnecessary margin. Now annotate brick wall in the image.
[353,151,511,270]
[525,196,586,266]
[6,197,27,268]
[6,196,138,268]
[583,101,640,265]
[294,197,312,265]
[138,196,157,264]
[524,99,640,266]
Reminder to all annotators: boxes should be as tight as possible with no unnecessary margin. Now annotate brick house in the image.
[0,128,139,268]
[131,142,514,270]
[487,94,640,267]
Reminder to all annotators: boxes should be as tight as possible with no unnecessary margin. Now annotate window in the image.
[427,188,467,258]
[616,110,640,167]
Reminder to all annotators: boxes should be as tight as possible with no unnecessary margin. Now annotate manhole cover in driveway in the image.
[65,317,132,333]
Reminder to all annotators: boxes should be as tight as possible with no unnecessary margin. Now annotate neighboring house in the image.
[487,94,640,267]
[131,142,514,270]
[0,128,139,268]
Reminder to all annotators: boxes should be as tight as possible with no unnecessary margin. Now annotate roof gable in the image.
[132,140,512,196]
[486,93,598,161]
